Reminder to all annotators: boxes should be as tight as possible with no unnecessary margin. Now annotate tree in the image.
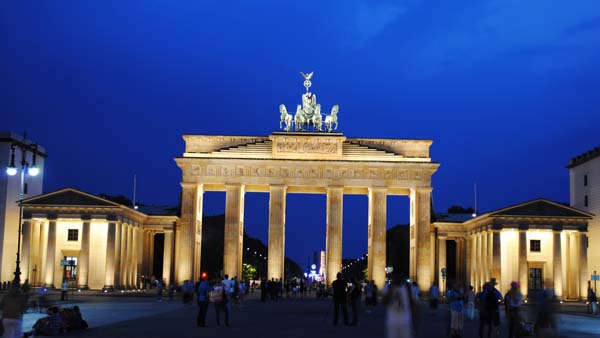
[242,263,257,280]
[447,205,475,214]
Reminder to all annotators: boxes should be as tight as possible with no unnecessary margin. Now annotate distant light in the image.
[472,213,477,218]
[560,300,563,304]
[104,289,108,293]
[524,299,528,303]
[6,167,17,176]
[134,205,139,210]
[77,289,81,293]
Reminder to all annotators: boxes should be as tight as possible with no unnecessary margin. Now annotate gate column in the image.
[410,187,433,291]
[326,186,343,285]
[268,185,287,282]
[368,187,387,288]
[224,184,245,280]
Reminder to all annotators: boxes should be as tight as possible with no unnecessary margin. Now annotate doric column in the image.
[30,220,41,286]
[133,227,141,287]
[119,223,127,287]
[104,221,116,289]
[147,232,155,277]
[368,187,387,288]
[438,237,446,292]
[568,233,579,298]
[21,220,32,281]
[163,230,174,286]
[475,234,481,291]
[176,183,201,284]
[482,232,489,283]
[77,218,91,288]
[491,231,502,290]
[466,237,472,288]
[456,239,464,284]
[44,219,57,287]
[224,184,245,280]
[565,233,571,298]
[411,187,433,291]
[126,224,133,287]
[579,233,589,300]
[268,185,287,281]
[326,186,343,285]
[518,230,528,297]
[137,227,144,287]
[553,231,563,298]
[114,222,122,288]
[193,185,204,282]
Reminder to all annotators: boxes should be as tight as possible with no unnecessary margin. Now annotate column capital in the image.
[180,182,197,189]
[411,187,433,193]
[368,186,388,194]
[326,186,344,192]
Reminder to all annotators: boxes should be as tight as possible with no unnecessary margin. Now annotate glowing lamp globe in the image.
[6,167,17,176]
[28,167,39,176]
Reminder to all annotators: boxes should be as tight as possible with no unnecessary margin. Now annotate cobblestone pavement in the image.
[20,293,600,338]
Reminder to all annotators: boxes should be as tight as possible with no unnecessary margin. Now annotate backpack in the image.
[209,288,224,303]
[485,289,499,311]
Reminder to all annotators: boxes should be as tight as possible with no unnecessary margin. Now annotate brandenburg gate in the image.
[174,73,440,289]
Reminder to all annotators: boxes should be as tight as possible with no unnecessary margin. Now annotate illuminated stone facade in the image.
[434,199,592,300]
[175,132,440,289]
[18,188,177,289]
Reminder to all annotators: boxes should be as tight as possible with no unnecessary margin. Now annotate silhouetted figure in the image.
[331,272,349,326]
[348,278,361,325]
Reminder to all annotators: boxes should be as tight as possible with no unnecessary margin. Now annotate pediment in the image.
[490,199,593,219]
[22,188,120,207]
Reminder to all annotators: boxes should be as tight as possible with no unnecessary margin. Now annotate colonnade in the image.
[19,216,174,289]
[438,230,588,299]
[177,183,434,290]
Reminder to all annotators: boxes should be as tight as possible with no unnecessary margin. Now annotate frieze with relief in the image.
[185,164,433,182]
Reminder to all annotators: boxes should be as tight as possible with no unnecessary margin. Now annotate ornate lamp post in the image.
[5,135,40,286]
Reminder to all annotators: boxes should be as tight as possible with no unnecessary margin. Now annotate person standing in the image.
[1,282,28,338]
[212,280,230,327]
[60,280,69,301]
[481,279,503,338]
[260,276,267,302]
[331,272,349,326]
[156,279,164,302]
[429,284,440,315]
[504,281,523,338]
[196,275,210,327]
[465,285,476,320]
[348,278,361,325]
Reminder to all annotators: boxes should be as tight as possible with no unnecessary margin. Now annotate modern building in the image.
[568,146,600,279]
[0,132,46,283]
[433,198,593,299]
[18,188,178,289]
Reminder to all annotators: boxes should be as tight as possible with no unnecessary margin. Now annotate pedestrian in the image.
[348,278,361,325]
[331,272,349,326]
[447,281,465,338]
[481,279,503,338]
[1,282,28,338]
[60,279,69,301]
[465,285,476,320]
[182,280,194,305]
[156,279,164,302]
[504,281,523,338]
[429,284,440,315]
[533,289,557,338]
[364,280,374,314]
[383,274,414,338]
[212,280,230,327]
[260,276,267,302]
[196,275,210,327]
[590,288,598,315]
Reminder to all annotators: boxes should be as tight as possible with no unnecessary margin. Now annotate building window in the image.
[67,229,78,241]
[530,240,541,252]
[585,195,589,207]
[584,174,588,186]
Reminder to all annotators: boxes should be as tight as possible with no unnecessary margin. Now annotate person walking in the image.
[61,279,69,301]
[504,281,523,338]
[383,274,414,338]
[156,279,164,302]
[331,272,349,326]
[1,282,28,338]
[196,275,210,327]
[447,281,465,338]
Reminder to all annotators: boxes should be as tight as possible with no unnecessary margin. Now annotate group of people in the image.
[195,274,249,327]
[0,280,87,338]
[435,278,559,338]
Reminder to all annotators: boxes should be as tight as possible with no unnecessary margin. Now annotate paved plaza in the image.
[15,292,600,338]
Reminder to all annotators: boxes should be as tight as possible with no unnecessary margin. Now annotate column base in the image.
[77,285,89,290]
[102,285,114,292]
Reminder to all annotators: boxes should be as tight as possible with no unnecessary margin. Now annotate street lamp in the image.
[5,135,40,286]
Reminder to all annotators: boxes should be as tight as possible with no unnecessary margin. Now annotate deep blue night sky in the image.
[2,1,600,265]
